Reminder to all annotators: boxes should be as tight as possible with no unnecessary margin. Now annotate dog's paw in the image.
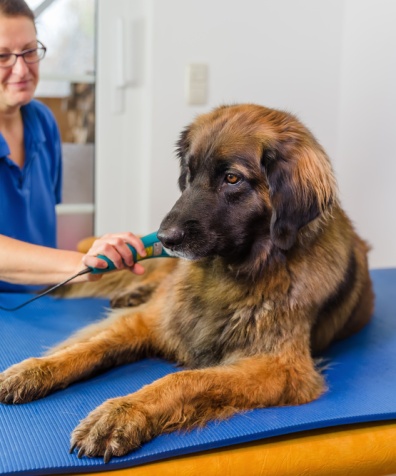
[110,284,154,308]
[0,358,54,404]
[70,397,153,462]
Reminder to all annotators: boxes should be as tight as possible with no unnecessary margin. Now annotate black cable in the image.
[0,267,91,312]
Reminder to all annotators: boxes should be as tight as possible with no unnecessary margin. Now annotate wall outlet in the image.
[185,63,208,105]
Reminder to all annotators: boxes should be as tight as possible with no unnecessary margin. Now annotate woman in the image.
[0,0,63,292]
[0,0,144,290]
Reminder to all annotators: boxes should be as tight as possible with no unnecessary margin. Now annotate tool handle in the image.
[89,232,170,274]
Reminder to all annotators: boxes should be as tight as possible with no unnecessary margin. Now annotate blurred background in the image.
[27,0,396,268]
[26,0,95,252]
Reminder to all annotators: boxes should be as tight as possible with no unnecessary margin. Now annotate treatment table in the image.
[1,268,396,476]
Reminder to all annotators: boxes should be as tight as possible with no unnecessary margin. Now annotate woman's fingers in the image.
[82,233,147,274]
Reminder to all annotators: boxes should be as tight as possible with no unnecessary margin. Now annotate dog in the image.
[0,104,374,462]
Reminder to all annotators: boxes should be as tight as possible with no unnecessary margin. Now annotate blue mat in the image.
[0,268,395,475]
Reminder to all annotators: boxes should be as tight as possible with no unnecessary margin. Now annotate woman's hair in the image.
[0,0,35,22]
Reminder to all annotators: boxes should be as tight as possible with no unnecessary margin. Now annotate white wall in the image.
[96,0,395,268]
[95,0,153,233]
[335,0,396,268]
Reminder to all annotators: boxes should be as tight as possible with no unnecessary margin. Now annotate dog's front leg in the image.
[0,309,154,404]
[71,352,325,462]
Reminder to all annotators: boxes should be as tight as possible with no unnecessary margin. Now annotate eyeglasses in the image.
[0,41,46,68]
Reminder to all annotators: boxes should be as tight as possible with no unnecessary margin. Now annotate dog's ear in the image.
[176,126,191,160]
[261,139,336,250]
[176,127,191,191]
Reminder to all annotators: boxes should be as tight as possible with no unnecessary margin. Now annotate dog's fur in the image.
[0,104,374,462]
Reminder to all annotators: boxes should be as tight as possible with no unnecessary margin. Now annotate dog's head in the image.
[158,104,337,264]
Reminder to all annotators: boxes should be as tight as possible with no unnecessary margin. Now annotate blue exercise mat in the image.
[0,268,395,475]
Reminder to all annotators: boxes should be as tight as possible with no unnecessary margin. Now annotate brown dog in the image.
[0,104,374,462]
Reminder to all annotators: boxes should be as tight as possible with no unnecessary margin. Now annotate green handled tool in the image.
[89,231,170,274]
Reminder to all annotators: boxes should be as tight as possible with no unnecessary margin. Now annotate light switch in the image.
[186,64,208,105]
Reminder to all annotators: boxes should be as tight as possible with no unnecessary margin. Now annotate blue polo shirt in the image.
[0,99,62,293]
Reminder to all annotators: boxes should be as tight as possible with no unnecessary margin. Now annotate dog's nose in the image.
[157,227,185,249]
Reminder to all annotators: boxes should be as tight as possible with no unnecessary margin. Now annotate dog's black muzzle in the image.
[157,188,219,259]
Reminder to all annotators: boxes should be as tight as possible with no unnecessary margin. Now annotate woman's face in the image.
[0,15,39,113]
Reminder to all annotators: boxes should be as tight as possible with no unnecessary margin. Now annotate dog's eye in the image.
[225,173,241,185]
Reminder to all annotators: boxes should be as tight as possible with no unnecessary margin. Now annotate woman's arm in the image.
[0,233,146,286]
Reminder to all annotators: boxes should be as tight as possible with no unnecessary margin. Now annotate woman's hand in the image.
[82,232,147,277]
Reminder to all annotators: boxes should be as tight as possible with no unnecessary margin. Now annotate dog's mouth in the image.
[159,241,208,261]
[162,246,199,260]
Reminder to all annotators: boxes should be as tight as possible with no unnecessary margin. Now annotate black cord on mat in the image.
[0,267,91,312]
